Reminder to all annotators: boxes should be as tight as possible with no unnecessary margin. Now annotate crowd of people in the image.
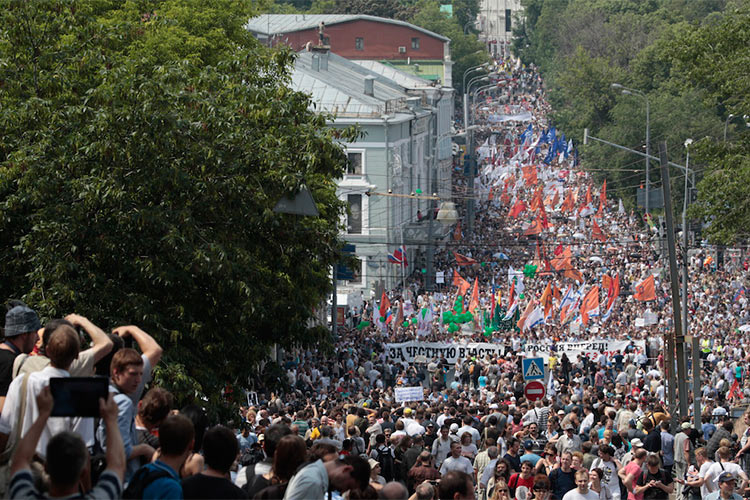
[1,53,750,500]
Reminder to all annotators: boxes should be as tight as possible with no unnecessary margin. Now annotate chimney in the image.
[311,54,320,71]
[364,76,375,97]
[319,51,328,71]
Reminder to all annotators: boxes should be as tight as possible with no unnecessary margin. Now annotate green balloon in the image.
[411,317,418,325]
[356,320,370,330]
[416,188,423,194]
[379,317,386,322]
[520,293,525,299]
[421,268,427,274]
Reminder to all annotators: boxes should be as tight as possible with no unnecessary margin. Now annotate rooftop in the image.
[246,14,450,42]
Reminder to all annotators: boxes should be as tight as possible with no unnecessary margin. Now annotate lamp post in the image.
[612,83,650,215]
[464,75,490,237]
[724,114,750,141]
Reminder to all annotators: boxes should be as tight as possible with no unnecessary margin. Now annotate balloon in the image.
[520,293,525,299]
[448,323,459,333]
[379,317,386,322]
[523,264,538,278]
[416,188,422,194]
[356,321,370,330]
[403,321,409,328]
[481,262,487,267]
[411,317,418,325]
[421,268,427,274]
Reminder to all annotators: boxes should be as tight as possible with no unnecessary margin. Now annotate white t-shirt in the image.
[440,456,474,477]
[562,489,600,500]
[591,458,620,500]
[705,461,744,491]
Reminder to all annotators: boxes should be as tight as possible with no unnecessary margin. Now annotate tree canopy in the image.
[512,0,750,244]
[0,0,354,419]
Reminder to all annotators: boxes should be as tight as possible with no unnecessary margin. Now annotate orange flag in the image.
[453,220,463,241]
[395,300,404,326]
[452,271,472,296]
[524,217,542,236]
[529,187,544,212]
[500,184,510,205]
[564,267,584,283]
[509,200,526,218]
[540,282,553,319]
[580,286,600,325]
[522,165,538,186]
[469,278,480,313]
[633,275,656,301]
[453,251,478,266]
[602,274,612,293]
[592,219,607,242]
[600,179,607,205]
[517,299,536,330]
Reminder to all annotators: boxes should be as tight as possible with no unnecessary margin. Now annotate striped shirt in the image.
[10,469,122,499]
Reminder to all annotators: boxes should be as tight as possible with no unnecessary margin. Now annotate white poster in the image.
[386,341,504,365]
[436,271,445,284]
[395,386,424,403]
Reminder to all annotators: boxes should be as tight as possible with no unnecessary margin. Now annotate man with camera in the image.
[8,386,125,498]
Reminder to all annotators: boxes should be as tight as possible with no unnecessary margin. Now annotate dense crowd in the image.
[0,55,749,500]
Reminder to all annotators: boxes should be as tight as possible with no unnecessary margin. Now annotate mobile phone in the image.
[49,377,109,417]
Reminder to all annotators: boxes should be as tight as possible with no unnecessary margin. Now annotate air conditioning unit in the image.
[398,46,406,54]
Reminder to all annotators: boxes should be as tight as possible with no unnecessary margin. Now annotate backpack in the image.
[240,446,265,467]
[375,446,395,482]
[122,466,173,499]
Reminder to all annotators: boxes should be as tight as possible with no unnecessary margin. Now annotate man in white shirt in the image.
[457,415,480,447]
[439,442,474,479]
[704,446,749,492]
[563,469,599,499]
[0,325,91,459]
[432,425,457,468]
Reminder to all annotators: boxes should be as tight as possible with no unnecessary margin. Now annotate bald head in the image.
[381,481,409,500]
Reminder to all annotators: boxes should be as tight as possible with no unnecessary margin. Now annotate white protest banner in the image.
[386,341,504,365]
[394,386,424,403]
[436,271,445,284]
[521,339,646,362]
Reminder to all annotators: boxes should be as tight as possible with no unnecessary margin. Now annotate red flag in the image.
[633,275,656,301]
[453,251,478,266]
[585,184,592,205]
[469,278,480,313]
[488,186,495,201]
[606,274,620,310]
[509,200,526,218]
[500,184,510,205]
[592,219,607,242]
[529,188,543,212]
[379,291,391,319]
[600,179,607,205]
[452,271,472,295]
[554,243,564,256]
[580,286,600,325]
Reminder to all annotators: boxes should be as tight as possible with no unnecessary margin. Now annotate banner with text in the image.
[386,339,645,365]
[521,339,646,361]
[386,341,504,365]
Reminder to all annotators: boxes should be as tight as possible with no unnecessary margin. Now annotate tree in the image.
[0,0,354,419]
[670,1,750,243]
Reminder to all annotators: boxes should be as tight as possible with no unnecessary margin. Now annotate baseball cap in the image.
[523,440,534,450]
[681,422,691,430]
[564,425,574,431]
[4,304,40,337]
[450,423,459,432]
[718,471,735,483]
[630,438,644,447]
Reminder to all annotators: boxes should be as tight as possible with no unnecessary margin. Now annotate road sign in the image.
[524,380,546,402]
[522,357,545,381]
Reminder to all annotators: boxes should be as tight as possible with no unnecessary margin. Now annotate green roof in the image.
[384,60,445,82]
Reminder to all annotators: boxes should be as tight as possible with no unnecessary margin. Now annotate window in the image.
[355,37,364,50]
[505,9,512,32]
[347,194,362,234]
[411,37,420,50]
[349,258,363,284]
[346,152,363,175]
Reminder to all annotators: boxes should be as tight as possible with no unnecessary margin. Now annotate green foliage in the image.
[514,0,732,233]
[0,0,354,419]
[669,1,750,243]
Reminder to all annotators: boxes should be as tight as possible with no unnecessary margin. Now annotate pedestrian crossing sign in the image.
[522,357,545,381]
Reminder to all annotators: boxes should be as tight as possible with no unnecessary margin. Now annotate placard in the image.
[394,386,424,403]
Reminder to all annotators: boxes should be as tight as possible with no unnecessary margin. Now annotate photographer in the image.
[9,386,125,498]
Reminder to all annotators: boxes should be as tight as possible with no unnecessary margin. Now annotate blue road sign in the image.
[522,357,545,381]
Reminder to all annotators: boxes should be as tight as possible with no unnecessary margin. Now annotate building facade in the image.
[290,49,454,298]
[476,0,522,56]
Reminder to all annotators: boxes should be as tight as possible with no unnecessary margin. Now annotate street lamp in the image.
[612,83,650,216]
[462,62,490,94]
[436,202,459,225]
